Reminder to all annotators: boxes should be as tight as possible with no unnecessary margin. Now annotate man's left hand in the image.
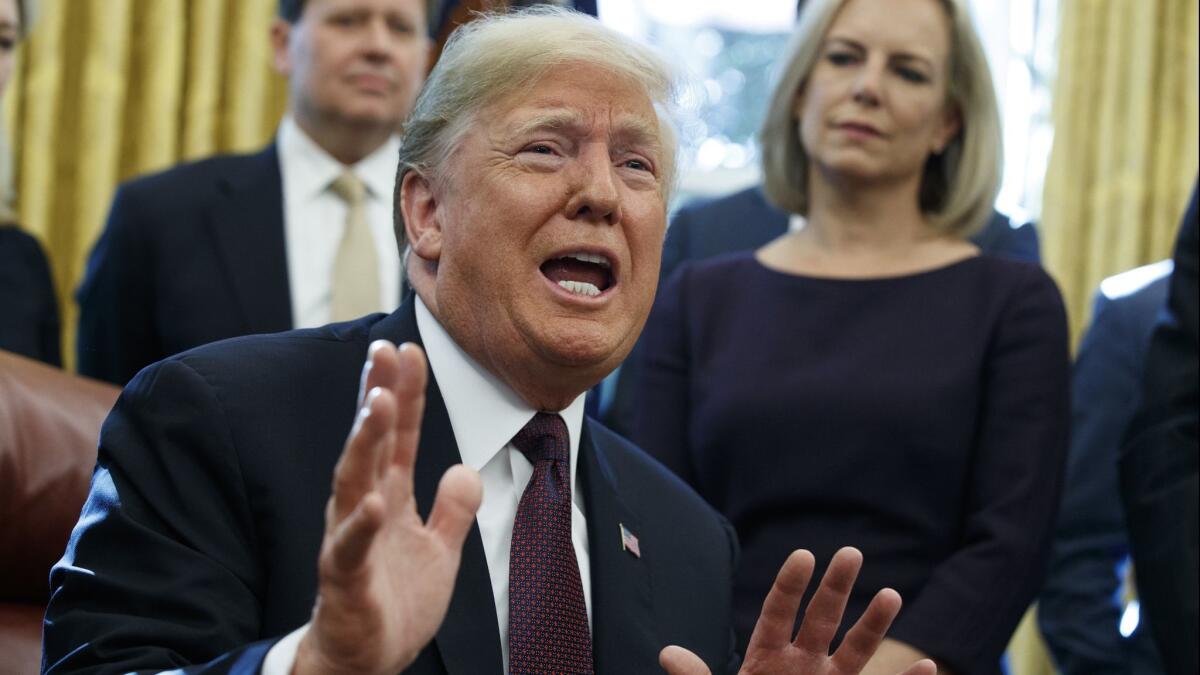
[659,547,936,675]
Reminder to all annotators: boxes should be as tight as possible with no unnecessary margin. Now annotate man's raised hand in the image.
[660,547,936,675]
[294,341,483,675]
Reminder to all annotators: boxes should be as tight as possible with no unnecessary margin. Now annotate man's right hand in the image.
[293,340,483,675]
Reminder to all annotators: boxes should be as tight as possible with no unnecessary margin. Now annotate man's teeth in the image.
[565,252,611,268]
[558,280,602,297]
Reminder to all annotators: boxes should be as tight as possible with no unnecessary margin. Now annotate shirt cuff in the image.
[261,623,310,675]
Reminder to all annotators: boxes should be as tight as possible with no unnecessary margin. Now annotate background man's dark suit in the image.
[0,225,61,366]
[1120,184,1199,675]
[1038,263,1170,674]
[75,147,293,387]
[44,299,739,675]
[598,185,1043,433]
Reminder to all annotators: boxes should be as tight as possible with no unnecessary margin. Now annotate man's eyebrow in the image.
[507,108,662,153]
[509,109,589,138]
[611,116,663,155]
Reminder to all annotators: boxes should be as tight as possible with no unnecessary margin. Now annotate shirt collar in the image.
[277,114,400,201]
[415,297,586,485]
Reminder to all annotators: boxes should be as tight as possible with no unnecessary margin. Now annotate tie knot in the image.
[511,412,569,465]
[330,170,366,205]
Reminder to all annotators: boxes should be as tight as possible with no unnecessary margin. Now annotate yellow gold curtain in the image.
[1043,0,1200,345]
[3,0,288,371]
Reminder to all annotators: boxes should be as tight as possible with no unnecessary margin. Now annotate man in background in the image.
[1120,184,1199,675]
[1038,260,1170,674]
[76,0,431,385]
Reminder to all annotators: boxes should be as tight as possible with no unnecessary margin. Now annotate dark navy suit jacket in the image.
[598,185,1043,435]
[1038,262,1170,675]
[76,146,294,387]
[1120,185,1199,675]
[44,299,740,675]
[0,225,61,366]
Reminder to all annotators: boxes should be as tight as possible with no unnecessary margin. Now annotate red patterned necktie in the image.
[508,412,594,674]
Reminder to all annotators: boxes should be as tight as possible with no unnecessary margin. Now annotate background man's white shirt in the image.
[277,115,402,328]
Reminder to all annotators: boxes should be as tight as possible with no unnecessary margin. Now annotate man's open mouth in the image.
[540,252,615,298]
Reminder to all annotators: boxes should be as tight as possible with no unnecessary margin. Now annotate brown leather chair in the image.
[0,350,119,675]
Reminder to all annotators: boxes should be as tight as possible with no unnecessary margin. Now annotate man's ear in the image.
[269,19,293,76]
[400,170,444,263]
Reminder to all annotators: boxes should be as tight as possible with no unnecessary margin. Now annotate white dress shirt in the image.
[264,297,592,674]
[277,116,402,328]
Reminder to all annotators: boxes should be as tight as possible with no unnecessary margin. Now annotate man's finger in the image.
[658,645,711,675]
[793,546,862,655]
[357,340,401,409]
[387,343,428,479]
[332,387,396,522]
[328,490,386,574]
[830,587,902,673]
[900,659,938,675]
[744,549,815,653]
[426,464,483,549]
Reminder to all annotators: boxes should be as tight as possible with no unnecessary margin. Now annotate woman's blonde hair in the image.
[760,0,1001,236]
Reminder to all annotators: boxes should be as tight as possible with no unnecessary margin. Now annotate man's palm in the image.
[660,548,936,675]
[296,341,482,675]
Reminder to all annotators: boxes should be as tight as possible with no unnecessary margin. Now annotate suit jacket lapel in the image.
[580,421,660,671]
[368,303,504,675]
[207,144,293,334]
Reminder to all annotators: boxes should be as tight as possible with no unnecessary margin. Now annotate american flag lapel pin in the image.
[619,522,641,558]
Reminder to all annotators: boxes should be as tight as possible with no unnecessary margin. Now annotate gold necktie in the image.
[329,171,379,321]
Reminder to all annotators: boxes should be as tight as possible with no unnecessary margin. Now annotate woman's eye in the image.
[827,52,855,66]
[897,67,929,83]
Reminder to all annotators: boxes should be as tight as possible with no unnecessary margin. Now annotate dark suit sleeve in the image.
[76,184,163,386]
[43,358,276,674]
[628,267,697,485]
[889,267,1070,673]
[1038,291,1146,674]
[1120,186,1199,675]
[0,226,61,366]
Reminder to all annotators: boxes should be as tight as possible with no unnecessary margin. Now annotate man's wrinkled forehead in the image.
[507,103,663,150]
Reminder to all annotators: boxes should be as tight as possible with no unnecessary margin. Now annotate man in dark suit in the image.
[1038,261,1170,674]
[44,9,930,675]
[598,185,1042,434]
[1120,184,1199,675]
[75,0,432,386]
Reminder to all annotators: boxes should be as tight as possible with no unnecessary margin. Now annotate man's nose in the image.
[566,148,622,225]
[361,17,393,58]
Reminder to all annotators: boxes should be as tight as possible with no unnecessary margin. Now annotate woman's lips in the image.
[837,122,883,139]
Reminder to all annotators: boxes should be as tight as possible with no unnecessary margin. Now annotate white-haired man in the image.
[44,9,933,675]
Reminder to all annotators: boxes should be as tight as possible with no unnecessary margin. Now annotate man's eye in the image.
[389,18,415,34]
[624,159,650,172]
[526,145,555,155]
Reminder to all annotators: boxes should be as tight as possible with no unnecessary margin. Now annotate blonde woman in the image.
[632,0,1069,672]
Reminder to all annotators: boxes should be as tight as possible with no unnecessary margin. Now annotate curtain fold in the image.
[5,0,286,370]
[1043,0,1199,345]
